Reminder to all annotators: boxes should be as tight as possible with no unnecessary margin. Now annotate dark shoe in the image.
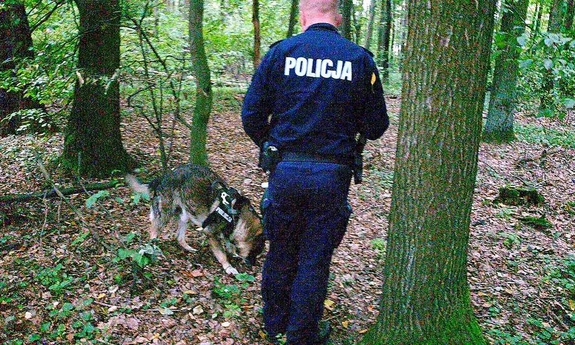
[285,321,332,345]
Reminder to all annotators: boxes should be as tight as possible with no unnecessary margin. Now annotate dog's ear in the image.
[228,187,240,199]
[233,194,252,210]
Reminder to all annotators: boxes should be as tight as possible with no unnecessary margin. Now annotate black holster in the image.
[259,142,281,173]
[353,134,367,184]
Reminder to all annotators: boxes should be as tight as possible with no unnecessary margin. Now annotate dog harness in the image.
[201,182,241,239]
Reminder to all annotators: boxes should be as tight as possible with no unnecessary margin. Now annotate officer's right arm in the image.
[241,54,274,147]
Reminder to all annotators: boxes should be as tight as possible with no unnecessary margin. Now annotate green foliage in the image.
[515,124,575,148]
[0,108,56,135]
[34,263,75,295]
[212,274,256,319]
[371,238,386,262]
[111,232,163,292]
[518,32,575,117]
[85,190,110,208]
[26,298,100,343]
[383,70,402,97]
[16,1,78,113]
[115,243,163,270]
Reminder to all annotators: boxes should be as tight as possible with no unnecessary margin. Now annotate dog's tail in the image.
[125,174,150,197]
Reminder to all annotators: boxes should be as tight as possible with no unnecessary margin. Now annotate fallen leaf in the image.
[324,299,335,311]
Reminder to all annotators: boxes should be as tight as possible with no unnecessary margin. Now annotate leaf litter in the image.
[0,96,574,344]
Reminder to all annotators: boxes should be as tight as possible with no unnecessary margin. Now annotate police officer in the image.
[242,0,388,344]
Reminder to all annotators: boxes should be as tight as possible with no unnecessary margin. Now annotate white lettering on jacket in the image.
[284,57,353,81]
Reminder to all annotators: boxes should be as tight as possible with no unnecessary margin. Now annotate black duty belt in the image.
[281,152,353,166]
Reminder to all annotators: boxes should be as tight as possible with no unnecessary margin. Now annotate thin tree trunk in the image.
[340,0,352,40]
[533,0,543,33]
[188,0,212,166]
[363,0,376,49]
[484,0,530,143]
[376,0,392,82]
[565,0,574,30]
[62,0,135,177]
[287,0,299,38]
[549,0,565,32]
[540,0,565,113]
[362,0,496,343]
[252,0,261,68]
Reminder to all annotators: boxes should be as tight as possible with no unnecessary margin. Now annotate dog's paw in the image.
[225,266,239,275]
[179,242,198,252]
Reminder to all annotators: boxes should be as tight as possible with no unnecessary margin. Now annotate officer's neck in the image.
[299,12,341,31]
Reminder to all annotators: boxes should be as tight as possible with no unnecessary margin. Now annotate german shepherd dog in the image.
[126,164,264,275]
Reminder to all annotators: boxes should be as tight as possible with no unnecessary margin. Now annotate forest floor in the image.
[1,92,574,345]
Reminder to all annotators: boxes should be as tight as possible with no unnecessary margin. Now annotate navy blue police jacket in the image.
[241,23,389,161]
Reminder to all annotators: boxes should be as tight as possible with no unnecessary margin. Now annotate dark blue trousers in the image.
[261,161,352,345]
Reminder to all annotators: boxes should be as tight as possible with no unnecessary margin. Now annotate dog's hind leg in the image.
[207,236,238,275]
[177,210,197,252]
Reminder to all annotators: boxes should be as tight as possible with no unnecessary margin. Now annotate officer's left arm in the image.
[361,58,389,140]
[241,53,275,147]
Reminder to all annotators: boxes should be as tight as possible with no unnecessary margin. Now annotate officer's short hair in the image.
[299,0,339,15]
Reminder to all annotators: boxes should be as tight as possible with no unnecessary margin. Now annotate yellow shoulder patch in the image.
[371,73,377,85]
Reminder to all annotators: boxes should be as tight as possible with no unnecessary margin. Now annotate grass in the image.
[515,123,575,148]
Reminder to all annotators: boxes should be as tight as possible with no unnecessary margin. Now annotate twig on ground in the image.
[35,156,114,252]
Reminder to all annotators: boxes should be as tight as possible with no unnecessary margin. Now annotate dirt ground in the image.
[1,94,574,344]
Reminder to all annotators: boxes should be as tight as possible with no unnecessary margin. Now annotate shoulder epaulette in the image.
[361,46,374,57]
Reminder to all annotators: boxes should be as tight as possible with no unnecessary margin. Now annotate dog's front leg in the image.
[149,207,160,240]
[207,236,238,275]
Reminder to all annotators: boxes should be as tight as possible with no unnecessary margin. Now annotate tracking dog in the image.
[126,164,265,275]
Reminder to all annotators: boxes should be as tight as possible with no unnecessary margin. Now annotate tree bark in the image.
[361,0,496,343]
[62,0,135,177]
[0,2,47,136]
[376,0,392,82]
[484,0,530,143]
[340,0,352,40]
[363,0,376,49]
[188,0,212,166]
[0,180,122,203]
[286,0,299,38]
[533,0,543,33]
[565,0,574,31]
[252,0,261,68]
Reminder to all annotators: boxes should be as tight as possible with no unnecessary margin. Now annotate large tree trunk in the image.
[376,0,392,82]
[361,0,496,344]
[484,0,530,143]
[0,2,47,136]
[286,0,299,38]
[188,0,212,166]
[62,0,135,177]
